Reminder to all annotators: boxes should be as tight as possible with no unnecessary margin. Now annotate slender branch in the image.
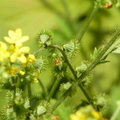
[13,76,17,110]
[48,77,61,101]
[60,0,75,34]
[77,2,100,41]
[34,47,45,56]
[51,30,120,112]
[78,83,91,102]
[110,102,120,120]
[77,30,120,83]
[27,80,32,99]
[38,78,48,100]
[51,45,77,79]
[51,83,75,112]
[40,0,63,18]
[40,0,75,35]
[50,45,93,106]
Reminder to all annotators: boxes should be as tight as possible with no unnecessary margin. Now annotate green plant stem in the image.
[51,45,92,101]
[40,0,63,18]
[78,83,91,102]
[48,77,61,101]
[77,30,120,83]
[40,0,75,35]
[51,45,77,79]
[60,0,75,34]
[13,76,17,109]
[77,2,99,41]
[27,80,32,99]
[51,84,75,112]
[38,78,48,100]
[34,47,45,56]
[51,45,93,108]
[51,30,120,112]
[110,106,120,120]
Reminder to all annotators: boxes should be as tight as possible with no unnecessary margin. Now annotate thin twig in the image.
[47,77,61,101]
[51,45,77,79]
[38,78,48,100]
[77,2,100,41]
[60,0,75,34]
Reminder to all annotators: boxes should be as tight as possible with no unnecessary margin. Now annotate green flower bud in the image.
[93,94,109,110]
[76,64,87,73]
[24,98,30,109]
[37,106,46,115]
[38,30,53,47]
[63,82,72,90]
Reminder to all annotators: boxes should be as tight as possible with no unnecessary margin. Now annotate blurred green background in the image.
[0,0,120,119]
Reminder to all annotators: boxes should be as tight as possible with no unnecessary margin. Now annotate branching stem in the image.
[48,77,61,101]
[38,78,48,100]
[77,2,100,41]
[51,29,120,112]
[51,45,77,79]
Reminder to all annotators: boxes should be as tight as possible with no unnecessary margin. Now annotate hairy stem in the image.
[77,2,100,41]
[27,82,31,99]
[40,0,75,35]
[40,0,63,19]
[60,0,75,34]
[51,29,120,111]
[110,102,120,120]
[77,30,120,83]
[51,45,77,79]
[38,78,48,100]
[48,77,61,101]
[13,76,17,109]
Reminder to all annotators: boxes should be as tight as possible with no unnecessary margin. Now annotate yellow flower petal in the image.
[4,36,13,43]
[0,42,7,50]
[18,55,27,63]
[27,54,36,63]
[15,40,22,48]
[19,36,29,43]
[10,53,17,63]
[19,70,25,75]
[15,28,22,38]
[91,110,101,119]
[19,47,30,53]
[8,30,16,40]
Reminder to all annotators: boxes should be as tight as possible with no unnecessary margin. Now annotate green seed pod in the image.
[63,82,72,90]
[75,63,88,77]
[33,56,48,73]
[92,94,109,110]
[38,30,54,47]
[24,98,30,109]
[63,40,80,58]
[37,106,46,116]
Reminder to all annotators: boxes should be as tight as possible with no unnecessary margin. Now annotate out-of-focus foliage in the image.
[0,0,120,119]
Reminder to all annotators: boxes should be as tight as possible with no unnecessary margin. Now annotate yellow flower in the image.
[91,109,101,119]
[70,105,104,120]
[0,42,10,61]
[19,71,25,75]
[10,46,30,63]
[34,78,39,83]
[27,54,36,63]
[70,110,87,120]
[5,66,19,74]
[4,28,29,47]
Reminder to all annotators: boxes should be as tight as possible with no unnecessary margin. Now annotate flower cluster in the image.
[3,28,36,64]
[0,28,36,75]
[70,105,104,120]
